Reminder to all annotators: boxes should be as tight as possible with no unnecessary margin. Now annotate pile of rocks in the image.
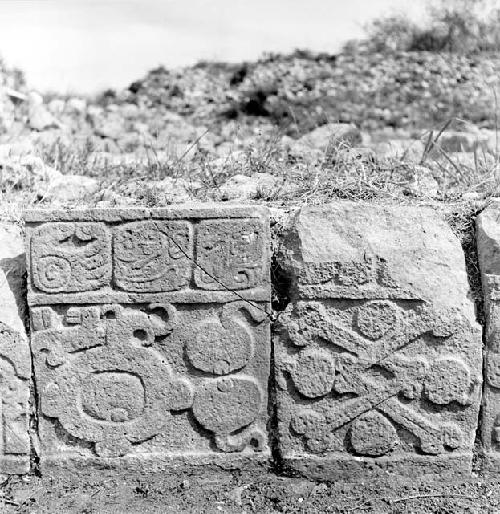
[0,49,500,208]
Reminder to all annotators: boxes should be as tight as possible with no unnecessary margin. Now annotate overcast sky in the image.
[0,0,426,93]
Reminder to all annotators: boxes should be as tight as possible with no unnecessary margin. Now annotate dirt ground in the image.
[2,470,500,514]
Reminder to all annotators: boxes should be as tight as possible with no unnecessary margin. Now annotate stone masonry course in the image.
[0,201,493,481]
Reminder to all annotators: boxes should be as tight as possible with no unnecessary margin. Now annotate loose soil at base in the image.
[2,472,500,513]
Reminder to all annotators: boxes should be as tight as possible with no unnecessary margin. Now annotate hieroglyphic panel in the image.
[276,203,482,479]
[25,206,270,472]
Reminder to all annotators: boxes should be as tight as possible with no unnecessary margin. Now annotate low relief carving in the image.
[32,301,269,459]
[31,223,111,293]
[33,304,192,457]
[195,219,266,290]
[27,208,271,468]
[277,298,480,462]
[0,322,30,473]
[113,221,192,292]
[185,302,265,376]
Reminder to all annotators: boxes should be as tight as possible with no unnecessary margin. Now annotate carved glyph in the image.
[113,221,192,292]
[195,219,267,290]
[30,222,111,293]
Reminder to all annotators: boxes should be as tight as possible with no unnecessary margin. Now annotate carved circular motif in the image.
[350,411,397,457]
[42,340,194,457]
[355,301,398,340]
[424,357,470,405]
[82,372,145,422]
[186,320,252,375]
[291,350,335,398]
[38,256,72,291]
[192,377,262,435]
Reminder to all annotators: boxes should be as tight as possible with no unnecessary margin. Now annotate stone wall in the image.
[2,201,500,480]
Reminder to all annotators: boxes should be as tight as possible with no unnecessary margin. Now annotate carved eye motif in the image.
[81,371,145,422]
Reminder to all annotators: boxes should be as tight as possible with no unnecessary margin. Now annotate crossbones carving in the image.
[281,300,479,456]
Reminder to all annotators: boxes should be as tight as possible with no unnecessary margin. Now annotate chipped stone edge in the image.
[24,204,270,223]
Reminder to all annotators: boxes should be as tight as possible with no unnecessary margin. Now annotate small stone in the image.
[372,139,425,162]
[48,99,65,115]
[298,123,362,149]
[94,116,126,140]
[43,174,99,202]
[404,165,439,198]
[65,97,87,114]
[219,173,279,200]
[28,91,61,131]
[437,131,488,153]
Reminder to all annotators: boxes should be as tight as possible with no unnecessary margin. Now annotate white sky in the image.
[0,0,427,93]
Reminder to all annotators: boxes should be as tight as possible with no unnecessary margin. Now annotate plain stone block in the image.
[275,202,482,480]
[0,222,31,474]
[477,201,500,471]
[25,206,271,473]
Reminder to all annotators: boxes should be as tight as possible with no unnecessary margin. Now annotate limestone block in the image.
[477,201,500,471]
[0,223,31,474]
[276,202,482,479]
[25,206,271,473]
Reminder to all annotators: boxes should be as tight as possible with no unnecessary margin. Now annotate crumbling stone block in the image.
[477,201,500,471]
[25,206,271,473]
[0,223,31,474]
[276,202,482,479]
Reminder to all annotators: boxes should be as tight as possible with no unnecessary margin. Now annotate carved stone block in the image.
[26,207,270,472]
[477,201,500,471]
[0,223,31,474]
[276,202,482,479]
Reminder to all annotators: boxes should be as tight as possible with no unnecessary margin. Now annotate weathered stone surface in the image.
[477,200,500,471]
[275,202,482,479]
[26,206,271,472]
[0,223,31,474]
[113,221,192,292]
[30,222,112,293]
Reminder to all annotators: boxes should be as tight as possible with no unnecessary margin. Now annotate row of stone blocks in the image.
[3,201,500,479]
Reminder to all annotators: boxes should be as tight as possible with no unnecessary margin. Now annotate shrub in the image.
[345,0,500,54]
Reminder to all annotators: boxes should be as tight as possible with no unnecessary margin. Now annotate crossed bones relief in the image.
[280,300,480,456]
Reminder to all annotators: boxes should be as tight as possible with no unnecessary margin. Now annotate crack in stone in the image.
[163,229,273,321]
